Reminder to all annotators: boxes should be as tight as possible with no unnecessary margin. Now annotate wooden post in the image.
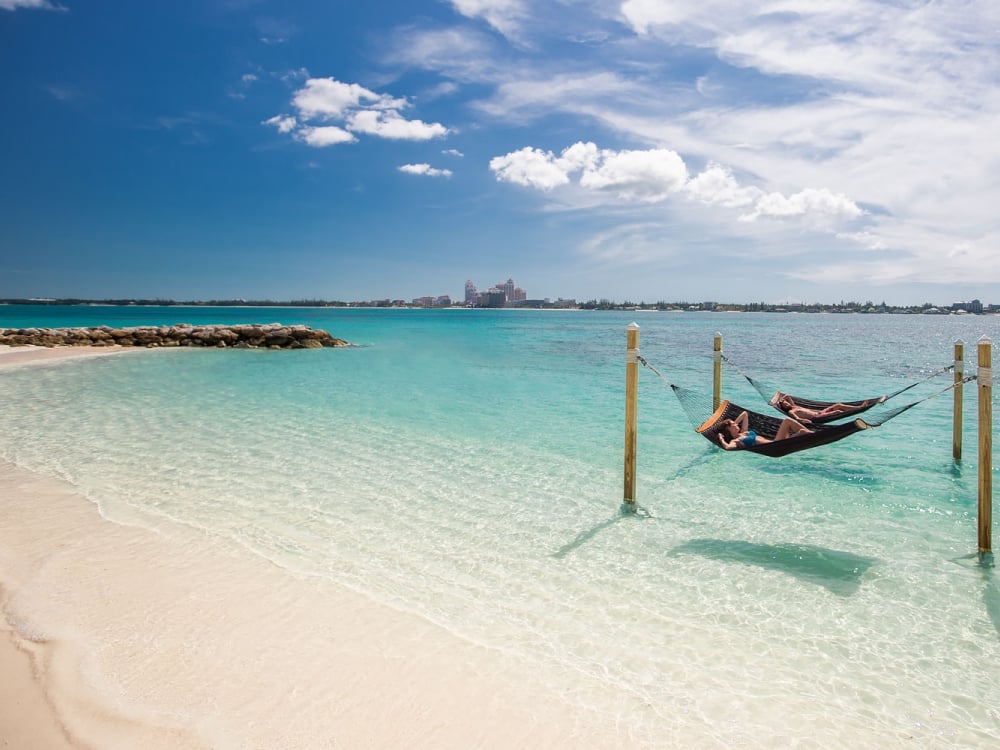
[953,340,964,462]
[624,323,639,508]
[713,332,722,412]
[978,337,992,555]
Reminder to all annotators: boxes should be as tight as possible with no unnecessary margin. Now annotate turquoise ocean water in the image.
[2,305,999,746]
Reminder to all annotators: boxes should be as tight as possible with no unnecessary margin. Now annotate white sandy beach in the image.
[0,346,640,749]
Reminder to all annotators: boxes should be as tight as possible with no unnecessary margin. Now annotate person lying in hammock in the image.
[717,410,812,450]
[776,395,871,424]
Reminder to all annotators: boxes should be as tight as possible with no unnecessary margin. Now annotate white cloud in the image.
[292,79,388,120]
[556,141,600,173]
[442,148,465,158]
[398,163,453,178]
[489,147,572,190]
[684,163,761,208]
[266,77,449,149]
[491,141,862,228]
[578,148,687,202]
[490,142,688,202]
[262,115,297,134]
[346,110,448,140]
[741,188,864,225]
[295,125,356,147]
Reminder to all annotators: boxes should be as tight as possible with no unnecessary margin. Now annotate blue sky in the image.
[2,0,999,305]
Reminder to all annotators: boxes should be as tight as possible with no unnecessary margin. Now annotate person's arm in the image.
[718,434,739,450]
[735,411,749,432]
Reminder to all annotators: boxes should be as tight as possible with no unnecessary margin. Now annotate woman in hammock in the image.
[776,395,871,424]
[718,410,812,450]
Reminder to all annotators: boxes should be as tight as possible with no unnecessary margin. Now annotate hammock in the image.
[696,399,869,457]
[721,353,954,424]
[637,355,974,459]
[767,391,882,424]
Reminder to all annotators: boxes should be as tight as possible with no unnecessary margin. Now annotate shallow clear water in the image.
[2,306,999,746]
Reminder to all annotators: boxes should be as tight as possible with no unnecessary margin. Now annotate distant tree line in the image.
[0,298,351,308]
[1,297,993,314]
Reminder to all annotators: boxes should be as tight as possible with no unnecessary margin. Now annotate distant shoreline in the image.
[1,299,995,315]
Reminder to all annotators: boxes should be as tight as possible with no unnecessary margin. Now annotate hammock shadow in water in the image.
[754,459,884,488]
[668,539,877,596]
[662,445,718,480]
[552,503,653,559]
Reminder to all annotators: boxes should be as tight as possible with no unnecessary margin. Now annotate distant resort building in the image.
[478,288,508,308]
[411,295,452,307]
[401,277,563,309]
[953,299,983,314]
[465,277,528,307]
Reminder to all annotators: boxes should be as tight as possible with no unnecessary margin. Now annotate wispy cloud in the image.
[394,0,1000,292]
[1,0,66,11]
[45,84,81,101]
[447,0,528,39]
[255,16,295,44]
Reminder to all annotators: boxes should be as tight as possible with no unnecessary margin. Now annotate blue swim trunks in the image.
[742,430,758,447]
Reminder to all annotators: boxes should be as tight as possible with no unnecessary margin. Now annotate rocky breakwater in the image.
[0,323,350,349]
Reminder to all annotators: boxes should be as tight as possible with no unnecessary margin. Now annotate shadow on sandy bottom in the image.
[552,503,655,559]
[668,538,878,596]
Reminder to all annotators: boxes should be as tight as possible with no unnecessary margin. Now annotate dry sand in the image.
[0,344,131,367]
[0,345,639,750]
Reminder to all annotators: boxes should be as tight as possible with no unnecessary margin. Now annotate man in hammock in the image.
[717,410,812,450]
[776,395,872,424]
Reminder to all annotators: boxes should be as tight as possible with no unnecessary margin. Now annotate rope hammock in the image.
[695,399,870,457]
[721,352,955,424]
[638,355,974,458]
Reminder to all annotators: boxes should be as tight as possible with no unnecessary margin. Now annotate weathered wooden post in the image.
[954,340,964,462]
[713,333,723,412]
[624,323,639,508]
[978,337,992,555]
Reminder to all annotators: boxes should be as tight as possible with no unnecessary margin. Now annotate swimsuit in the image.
[742,430,758,447]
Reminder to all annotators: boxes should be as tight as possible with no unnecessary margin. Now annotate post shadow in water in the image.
[552,502,653,559]
[950,552,999,639]
[668,539,878,597]
[970,553,1000,639]
[982,561,1000,639]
